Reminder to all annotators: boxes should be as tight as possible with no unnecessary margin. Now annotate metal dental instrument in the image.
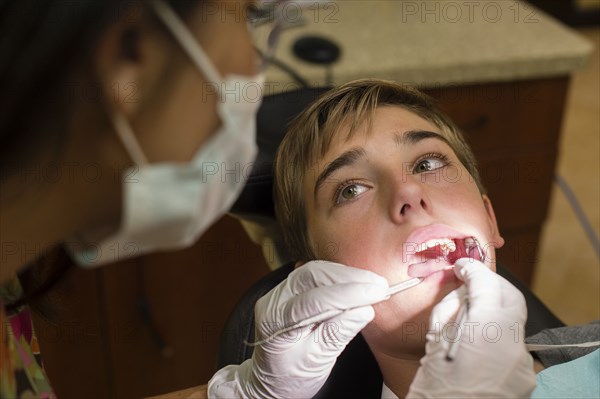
[386,277,424,296]
[445,237,484,361]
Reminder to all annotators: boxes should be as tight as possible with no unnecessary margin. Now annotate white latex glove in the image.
[208,260,389,398]
[407,259,537,398]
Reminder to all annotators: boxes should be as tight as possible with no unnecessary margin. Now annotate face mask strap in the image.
[109,108,149,166]
[149,0,223,94]
[109,0,223,168]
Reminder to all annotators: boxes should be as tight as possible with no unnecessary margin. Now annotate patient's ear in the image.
[483,195,504,248]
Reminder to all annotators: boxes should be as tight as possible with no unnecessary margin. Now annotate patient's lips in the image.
[407,237,484,278]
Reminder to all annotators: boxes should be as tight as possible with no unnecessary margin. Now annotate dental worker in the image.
[0,1,535,398]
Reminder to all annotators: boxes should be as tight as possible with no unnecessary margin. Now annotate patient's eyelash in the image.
[333,180,368,206]
[412,152,450,174]
[329,153,449,206]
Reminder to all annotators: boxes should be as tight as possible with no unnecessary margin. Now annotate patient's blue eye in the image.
[413,153,449,173]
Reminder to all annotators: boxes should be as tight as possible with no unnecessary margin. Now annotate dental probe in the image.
[244,277,425,347]
[386,277,424,296]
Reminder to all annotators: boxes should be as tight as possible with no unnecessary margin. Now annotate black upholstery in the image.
[230,87,331,220]
[222,88,565,398]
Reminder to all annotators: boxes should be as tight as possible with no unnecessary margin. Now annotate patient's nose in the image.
[390,175,430,223]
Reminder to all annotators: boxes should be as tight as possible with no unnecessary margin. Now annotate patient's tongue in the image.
[417,245,445,260]
[408,245,450,278]
[408,237,485,278]
[408,239,468,278]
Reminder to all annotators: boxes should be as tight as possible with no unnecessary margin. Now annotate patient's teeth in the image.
[417,238,456,253]
[446,240,457,252]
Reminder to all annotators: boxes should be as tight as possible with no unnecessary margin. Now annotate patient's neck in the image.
[374,352,420,398]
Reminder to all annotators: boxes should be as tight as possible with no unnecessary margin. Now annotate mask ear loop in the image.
[148,0,223,94]
[108,108,148,166]
[110,0,223,167]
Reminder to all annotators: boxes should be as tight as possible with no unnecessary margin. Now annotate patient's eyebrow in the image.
[314,148,366,199]
[394,130,450,147]
[313,131,449,200]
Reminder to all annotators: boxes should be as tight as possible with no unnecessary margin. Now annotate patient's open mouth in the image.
[407,237,484,278]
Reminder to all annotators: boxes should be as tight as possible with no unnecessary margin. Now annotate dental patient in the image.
[272,79,599,398]
[273,79,503,397]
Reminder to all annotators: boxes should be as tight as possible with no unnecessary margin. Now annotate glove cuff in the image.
[208,360,254,399]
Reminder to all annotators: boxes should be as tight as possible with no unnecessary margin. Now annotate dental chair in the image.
[222,88,565,398]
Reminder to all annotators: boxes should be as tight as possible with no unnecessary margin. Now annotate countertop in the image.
[261,0,594,92]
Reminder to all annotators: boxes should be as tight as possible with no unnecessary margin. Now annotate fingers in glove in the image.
[429,286,467,330]
[319,306,375,349]
[495,274,527,311]
[454,259,502,309]
[280,282,387,326]
[286,261,389,295]
[454,259,526,314]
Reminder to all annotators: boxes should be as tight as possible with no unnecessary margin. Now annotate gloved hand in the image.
[208,260,389,398]
[407,259,537,398]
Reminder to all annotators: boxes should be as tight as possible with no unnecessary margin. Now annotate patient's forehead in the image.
[321,105,442,165]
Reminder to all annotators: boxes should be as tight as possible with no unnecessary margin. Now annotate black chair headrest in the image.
[230,87,331,220]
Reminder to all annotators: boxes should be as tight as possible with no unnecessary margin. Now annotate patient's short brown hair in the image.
[273,79,483,261]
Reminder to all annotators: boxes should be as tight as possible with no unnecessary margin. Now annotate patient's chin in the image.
[367,306,434,350]
[362,322,428,360]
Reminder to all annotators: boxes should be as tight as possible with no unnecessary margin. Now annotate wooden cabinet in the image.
[34,215,270,398]
[423,76,570,285]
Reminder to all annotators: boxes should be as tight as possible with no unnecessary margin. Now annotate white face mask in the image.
[70,0,263,267]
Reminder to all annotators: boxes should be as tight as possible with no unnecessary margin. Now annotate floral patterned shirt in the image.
[1,280,55,399]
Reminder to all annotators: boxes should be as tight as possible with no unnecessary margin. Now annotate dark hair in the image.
[0,0,201,314]
[5,247,73,320]
[0,0,201,181]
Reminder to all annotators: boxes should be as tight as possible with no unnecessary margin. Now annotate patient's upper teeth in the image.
[445,240,457,252]
[418,238,456,253]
